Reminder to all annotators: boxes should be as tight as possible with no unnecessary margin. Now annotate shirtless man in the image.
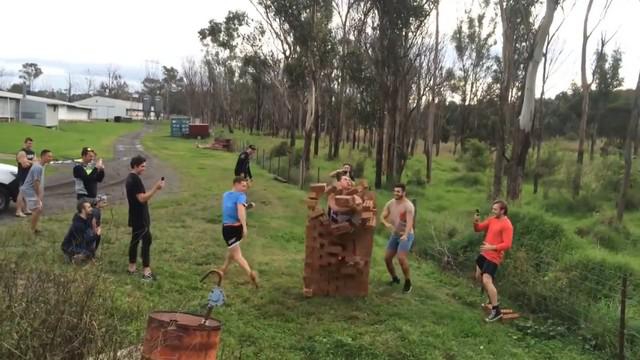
[381,183,415,293]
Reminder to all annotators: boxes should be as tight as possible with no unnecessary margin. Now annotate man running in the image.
[73,147,105,201]
[218,176,258,288]
[15,137,36,217]
[381,183,415,293]
[234,145,256,180]
[473,200,513,322]
[20,149,53,234]
[125,155,164,281]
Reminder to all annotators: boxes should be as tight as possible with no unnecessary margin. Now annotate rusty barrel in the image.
[141,311,222,360]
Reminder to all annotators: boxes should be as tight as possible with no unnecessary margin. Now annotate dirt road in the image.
[0,124,178,223]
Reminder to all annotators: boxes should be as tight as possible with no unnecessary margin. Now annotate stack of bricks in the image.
[303,180,376,297]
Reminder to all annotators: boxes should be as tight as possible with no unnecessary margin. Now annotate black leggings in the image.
[129,227,152,267]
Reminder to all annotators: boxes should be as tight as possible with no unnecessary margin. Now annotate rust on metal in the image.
[142,311,222,360]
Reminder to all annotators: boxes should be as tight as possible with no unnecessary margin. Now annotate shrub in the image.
[575,217,635,251]
[450,173,485,188]
[270,141,290,158]
[457,139,490,173]
[353,158,366,179]
[406,167,426,187]
[0,262,130,359]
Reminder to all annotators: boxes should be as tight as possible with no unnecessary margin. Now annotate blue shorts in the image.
[386,233,414,253]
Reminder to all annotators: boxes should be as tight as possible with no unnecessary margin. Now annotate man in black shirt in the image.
[74,147,105,201]
[125,155,164,281]
[234,145,256,180]
[61,200,98,263]
[15,137,36,217]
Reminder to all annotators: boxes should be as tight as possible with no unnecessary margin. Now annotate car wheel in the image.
[0,186,9,212]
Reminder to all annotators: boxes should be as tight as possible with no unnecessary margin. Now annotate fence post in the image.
[277,157,281,178]
[287,154,291,182]
[269,156,272,173]
[317,167,320,183]
[262,149,265,168]
[618,273,628,360]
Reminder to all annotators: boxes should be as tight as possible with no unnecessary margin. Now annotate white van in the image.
[0,163,19,212]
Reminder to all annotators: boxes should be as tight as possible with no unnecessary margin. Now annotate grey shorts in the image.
[25,197,41,211]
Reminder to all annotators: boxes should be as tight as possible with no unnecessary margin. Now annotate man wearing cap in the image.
[73,147,105,202]
[234,145,256,180]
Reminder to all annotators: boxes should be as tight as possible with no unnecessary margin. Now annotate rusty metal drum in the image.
[141,311,222,360]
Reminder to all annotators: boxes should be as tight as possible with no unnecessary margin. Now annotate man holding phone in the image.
[125,155,164,281]
[73,147,105,202]
[473,200,513,322]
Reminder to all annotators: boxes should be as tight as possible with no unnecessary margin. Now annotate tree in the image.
[450,2,495,154]
[590,43,623,160]
[616,71,640,221]
[492,0,538,200]
[19,63,43,92]
[99,65,130,99]
[369,0,435,188]
[532,4,569,195]
[506,0,558,201]
[162,66,181,116]
[0,68,9,90]
[199,10,252,129]
[572,0,613,197]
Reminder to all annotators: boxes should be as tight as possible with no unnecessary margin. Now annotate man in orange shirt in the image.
[473,200,513,322]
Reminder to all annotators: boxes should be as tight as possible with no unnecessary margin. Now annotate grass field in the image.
[0,123,606,359]
[0,121,142,162]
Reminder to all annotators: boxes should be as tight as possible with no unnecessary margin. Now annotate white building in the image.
[0,90,92,127]
[74,96,150,120]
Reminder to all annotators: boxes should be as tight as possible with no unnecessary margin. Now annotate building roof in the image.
[0,90,92,110]
[74,96,143,110]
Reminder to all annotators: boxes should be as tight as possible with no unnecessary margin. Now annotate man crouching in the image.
[61,200,98,264]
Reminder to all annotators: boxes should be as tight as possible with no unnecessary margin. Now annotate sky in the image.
[0,0,638,97]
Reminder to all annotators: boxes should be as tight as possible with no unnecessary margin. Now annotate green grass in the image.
[0,121,142,161]
[0,124,603,359]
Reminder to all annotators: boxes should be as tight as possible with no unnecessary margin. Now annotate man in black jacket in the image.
[234,145,256,180]
[61,200,98,263]
[74,147,105,201]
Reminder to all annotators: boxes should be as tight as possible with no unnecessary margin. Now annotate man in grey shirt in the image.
[20,149,53,234]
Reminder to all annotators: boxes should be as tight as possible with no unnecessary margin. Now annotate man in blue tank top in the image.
[218,176,258,288]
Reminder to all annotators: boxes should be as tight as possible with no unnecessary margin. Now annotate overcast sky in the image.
[0,0,638,96]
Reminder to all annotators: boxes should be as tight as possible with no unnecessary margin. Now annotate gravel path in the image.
[0,123,178,223]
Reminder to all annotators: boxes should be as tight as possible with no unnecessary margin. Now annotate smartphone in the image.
[161,177,165,181]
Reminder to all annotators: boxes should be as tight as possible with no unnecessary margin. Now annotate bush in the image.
[542,192,600,215]
[0,262,130,359]
[575,217,635,251]
[450,173,485,188]
[353,158,366,179]
[270,141,290,158]
[406,167,426,187]
[457,139,491,173]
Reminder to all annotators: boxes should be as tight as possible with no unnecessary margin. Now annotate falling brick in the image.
[310,183,327,194]
[334,195,355,208]
[303,182,376,297]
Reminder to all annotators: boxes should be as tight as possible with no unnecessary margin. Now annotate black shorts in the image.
[476,255,498,278]
[222,225,243,248]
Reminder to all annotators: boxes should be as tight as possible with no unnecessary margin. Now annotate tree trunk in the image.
[493,0,514,200]
[616,72,640,221]
[313,90,321,157]
[589,122,597,161]
[507,0,557,201]
[572,0,595,198]
[302,77,316,174]
[375,109,384,189]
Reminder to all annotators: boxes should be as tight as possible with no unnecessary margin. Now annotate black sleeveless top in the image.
[17,147,36,181]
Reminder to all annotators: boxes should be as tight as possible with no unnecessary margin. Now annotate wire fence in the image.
[232,139,638,359]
